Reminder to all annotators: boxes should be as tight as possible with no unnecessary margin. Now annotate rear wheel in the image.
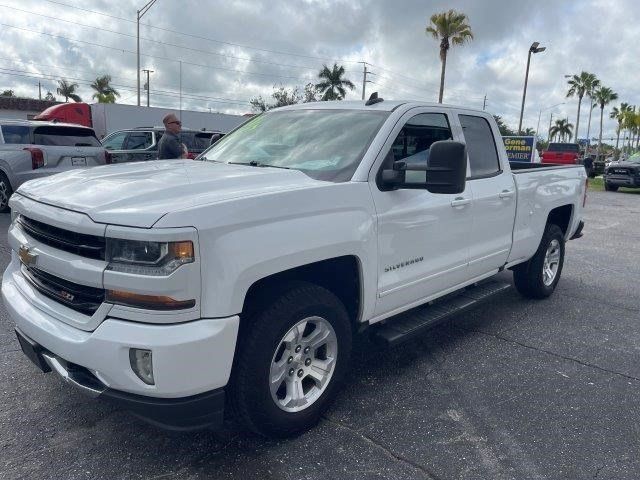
[604,182,618,192]
[513,223,565,299]
[230,282,352,437]
[0,173,12,213]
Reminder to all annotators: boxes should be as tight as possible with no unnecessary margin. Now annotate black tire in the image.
[0,172,12,213]
[230,282,352,438]
[513,223,565,299]
[604,182,618,192]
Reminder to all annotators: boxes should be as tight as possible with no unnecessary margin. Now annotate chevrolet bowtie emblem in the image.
[18,245,37,266]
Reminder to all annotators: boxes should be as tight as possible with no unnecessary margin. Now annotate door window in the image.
[124,132,153,150]
[382,113,453,185]
[1,125,30,144]
[102,131,128,150]
[459,115,501,178]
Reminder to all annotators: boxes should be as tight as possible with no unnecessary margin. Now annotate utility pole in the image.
[38,81,41,100]
[179,60,182,121]
[137,0,157,106]
[142,69,153,107]
[518,42,546,134]
[482,94,487,111]
[548,112,554,141]
[358,61,375,100]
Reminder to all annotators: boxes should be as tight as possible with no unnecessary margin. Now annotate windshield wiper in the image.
[229,161,290,170]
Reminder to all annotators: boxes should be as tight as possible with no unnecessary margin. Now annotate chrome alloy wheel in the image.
[542,239,561,286]
[269,316,338,413]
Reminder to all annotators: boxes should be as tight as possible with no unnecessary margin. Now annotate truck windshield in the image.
[200,109,389,182]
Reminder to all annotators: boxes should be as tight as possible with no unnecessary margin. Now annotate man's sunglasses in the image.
[168,121,182,126]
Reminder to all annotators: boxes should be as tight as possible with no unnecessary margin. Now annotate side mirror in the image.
[425,140,467,194]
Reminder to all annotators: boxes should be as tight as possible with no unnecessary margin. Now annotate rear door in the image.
[32,125,106,172]
[458,113,516,277]
[103,130,156,164]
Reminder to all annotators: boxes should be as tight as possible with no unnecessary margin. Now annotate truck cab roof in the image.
[274,99,488,115]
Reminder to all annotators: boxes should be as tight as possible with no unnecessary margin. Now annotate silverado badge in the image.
[18,245,37,266]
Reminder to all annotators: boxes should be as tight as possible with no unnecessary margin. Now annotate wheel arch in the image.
[241,255,364,326]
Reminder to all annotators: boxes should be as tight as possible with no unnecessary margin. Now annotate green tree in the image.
[592,86,618,159]
[549,118,573,142]
[1,89,15,97]
[56,79,82,102]
[493,115,515,136]
[44,91,56,101]
[523,127,536,136]
[566,71,592,142]
[315,63,355,101]
[426,9,473,104]
[91,75,119,103]
[610,102,632,155]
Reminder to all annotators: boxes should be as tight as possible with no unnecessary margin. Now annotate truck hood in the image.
[17,160,323,227]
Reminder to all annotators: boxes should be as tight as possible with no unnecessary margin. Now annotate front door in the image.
[370,110,473,318]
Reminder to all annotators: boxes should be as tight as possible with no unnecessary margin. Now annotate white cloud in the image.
[0,0,637,140]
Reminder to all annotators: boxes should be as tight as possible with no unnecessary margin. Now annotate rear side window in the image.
[459,115,501,178]
[124,132,153,150]
[1,125,30,144]
[33,126,101,147]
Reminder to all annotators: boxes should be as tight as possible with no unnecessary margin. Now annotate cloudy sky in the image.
[1,0,638,140]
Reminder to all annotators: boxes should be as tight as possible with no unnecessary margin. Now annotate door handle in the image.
[450,198,471,208]
[499,190,514,199]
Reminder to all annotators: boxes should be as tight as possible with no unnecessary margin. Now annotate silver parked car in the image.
[0,120,109,212]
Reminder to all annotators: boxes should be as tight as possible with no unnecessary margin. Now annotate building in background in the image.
[0,97,61,120]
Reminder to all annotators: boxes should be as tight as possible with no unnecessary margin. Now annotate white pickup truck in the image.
[2,99,587,437]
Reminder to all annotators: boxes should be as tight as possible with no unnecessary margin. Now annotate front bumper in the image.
[15,327,225,430]
[3,264,239,429]
[604,175,640,187]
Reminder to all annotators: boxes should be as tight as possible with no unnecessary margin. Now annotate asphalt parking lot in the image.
[1,189,639,480]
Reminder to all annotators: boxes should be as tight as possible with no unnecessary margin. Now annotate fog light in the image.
[129,348,154,385]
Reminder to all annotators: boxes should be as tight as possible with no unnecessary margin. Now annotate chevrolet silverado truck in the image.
[2,99,587,437]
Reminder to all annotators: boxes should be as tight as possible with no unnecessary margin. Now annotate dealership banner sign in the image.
[502,136,535,162]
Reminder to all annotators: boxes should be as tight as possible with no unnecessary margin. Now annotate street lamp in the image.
[518,42,546,134]
[137,0,157,106]
[536,102,565,137]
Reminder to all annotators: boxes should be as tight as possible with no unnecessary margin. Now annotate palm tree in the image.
[44,91,56,101]
[583,73,600,144]
[57,79,82,102]
[523,127,536,136]
[315,64,355,101]
[623,106,636,152]
[426,9,473,103]
[610,103,631,155]
[566,71,592,142]
[91,75,120,103]
[549,118,573,142]
[592,86,618,160]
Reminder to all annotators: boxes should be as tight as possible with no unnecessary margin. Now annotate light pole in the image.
[518,42,546,134]
[537,102,565,137]
[142,69,153,107]
[137,0,157,106]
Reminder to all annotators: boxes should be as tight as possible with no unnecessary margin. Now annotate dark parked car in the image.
[603,153,640,191]
[581,154,605,178]
[101,127,223,163]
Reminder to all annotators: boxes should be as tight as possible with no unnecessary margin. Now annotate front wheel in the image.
[0,172,13,213]
[513,223,565,299]
[230,282,352,437]
[604,182,618,192]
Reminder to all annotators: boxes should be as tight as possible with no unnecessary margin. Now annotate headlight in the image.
[106,239,194,276]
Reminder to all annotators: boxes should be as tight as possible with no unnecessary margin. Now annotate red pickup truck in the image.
[541,143,580,164]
